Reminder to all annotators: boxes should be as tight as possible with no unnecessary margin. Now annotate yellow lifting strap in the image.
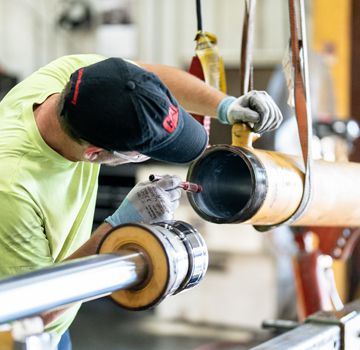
[193,31,227,94]
[188,0,227,136]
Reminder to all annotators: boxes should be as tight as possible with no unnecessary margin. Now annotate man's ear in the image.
[83,146,104,161]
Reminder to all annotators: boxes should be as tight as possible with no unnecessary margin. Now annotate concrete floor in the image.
[69,298,270,350]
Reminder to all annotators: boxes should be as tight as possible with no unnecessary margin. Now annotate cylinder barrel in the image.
[187,145,360,227]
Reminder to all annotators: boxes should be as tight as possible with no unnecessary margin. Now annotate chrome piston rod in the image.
[0,251,147,324]
[0,221,208,324]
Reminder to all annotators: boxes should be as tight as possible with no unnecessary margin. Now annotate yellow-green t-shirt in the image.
[0,54,106,340]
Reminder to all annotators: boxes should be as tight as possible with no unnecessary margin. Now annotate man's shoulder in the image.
[40,54,107,74]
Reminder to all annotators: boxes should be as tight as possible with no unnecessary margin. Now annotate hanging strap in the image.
[254,0,313,231]
[283,0,313,224]
[196,0,203,32]
[240,0,256,95]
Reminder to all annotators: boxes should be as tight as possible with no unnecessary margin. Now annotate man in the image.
[0,54,282,348]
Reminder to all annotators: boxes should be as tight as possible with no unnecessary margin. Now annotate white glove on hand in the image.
[217,91,283,133]
[105,175,182,226]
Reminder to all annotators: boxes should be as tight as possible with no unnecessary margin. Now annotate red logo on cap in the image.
[71,68,84,105]
[163,105,179,133]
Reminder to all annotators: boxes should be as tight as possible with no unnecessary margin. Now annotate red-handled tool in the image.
[149,174,203,193]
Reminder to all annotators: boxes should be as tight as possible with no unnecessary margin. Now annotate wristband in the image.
[216,96,237,124]
[104,199,143,227]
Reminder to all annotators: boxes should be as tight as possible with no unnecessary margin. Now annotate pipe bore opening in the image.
[187,148,257,223]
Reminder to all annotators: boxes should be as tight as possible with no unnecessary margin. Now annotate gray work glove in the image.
[217,91,283,133]
[105,175,182,226]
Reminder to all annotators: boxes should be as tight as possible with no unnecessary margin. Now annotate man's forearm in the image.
[137,62,227,117]
[41,222,113,326]
[66,222,113,260]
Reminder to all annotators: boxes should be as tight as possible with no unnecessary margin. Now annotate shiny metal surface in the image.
[250,323,340,350]
[187,145,267,223]
[0,251,146,324]
[98,221,209,310]
[150,224,189,298]
[144,220,208,300]
[251,300,360,350]
[156,221,208,292]
[0,221,208,323]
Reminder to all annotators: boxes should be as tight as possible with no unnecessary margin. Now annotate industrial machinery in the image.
[0,221,208,349]
[250,300,360,350]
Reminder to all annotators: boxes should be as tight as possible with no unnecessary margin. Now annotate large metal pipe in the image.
[187,141,360,227]
[0,251,146,324]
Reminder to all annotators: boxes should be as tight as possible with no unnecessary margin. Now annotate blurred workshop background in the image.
[1,0,360,349]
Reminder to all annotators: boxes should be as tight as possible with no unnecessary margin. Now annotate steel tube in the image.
[187,145,360,227]
[0,251,147,324]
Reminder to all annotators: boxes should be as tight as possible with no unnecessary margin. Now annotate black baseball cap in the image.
[61,58,208,164]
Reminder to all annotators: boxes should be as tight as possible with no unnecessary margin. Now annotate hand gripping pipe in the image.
[0,221,208,324]
[186,125,360,228]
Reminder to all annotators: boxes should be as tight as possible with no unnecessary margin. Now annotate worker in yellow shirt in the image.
[0,54,282,349]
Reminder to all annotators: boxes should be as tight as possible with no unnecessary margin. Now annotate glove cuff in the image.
[104,216,119,228]
[216,96,237,124]
[104,199,143,227]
